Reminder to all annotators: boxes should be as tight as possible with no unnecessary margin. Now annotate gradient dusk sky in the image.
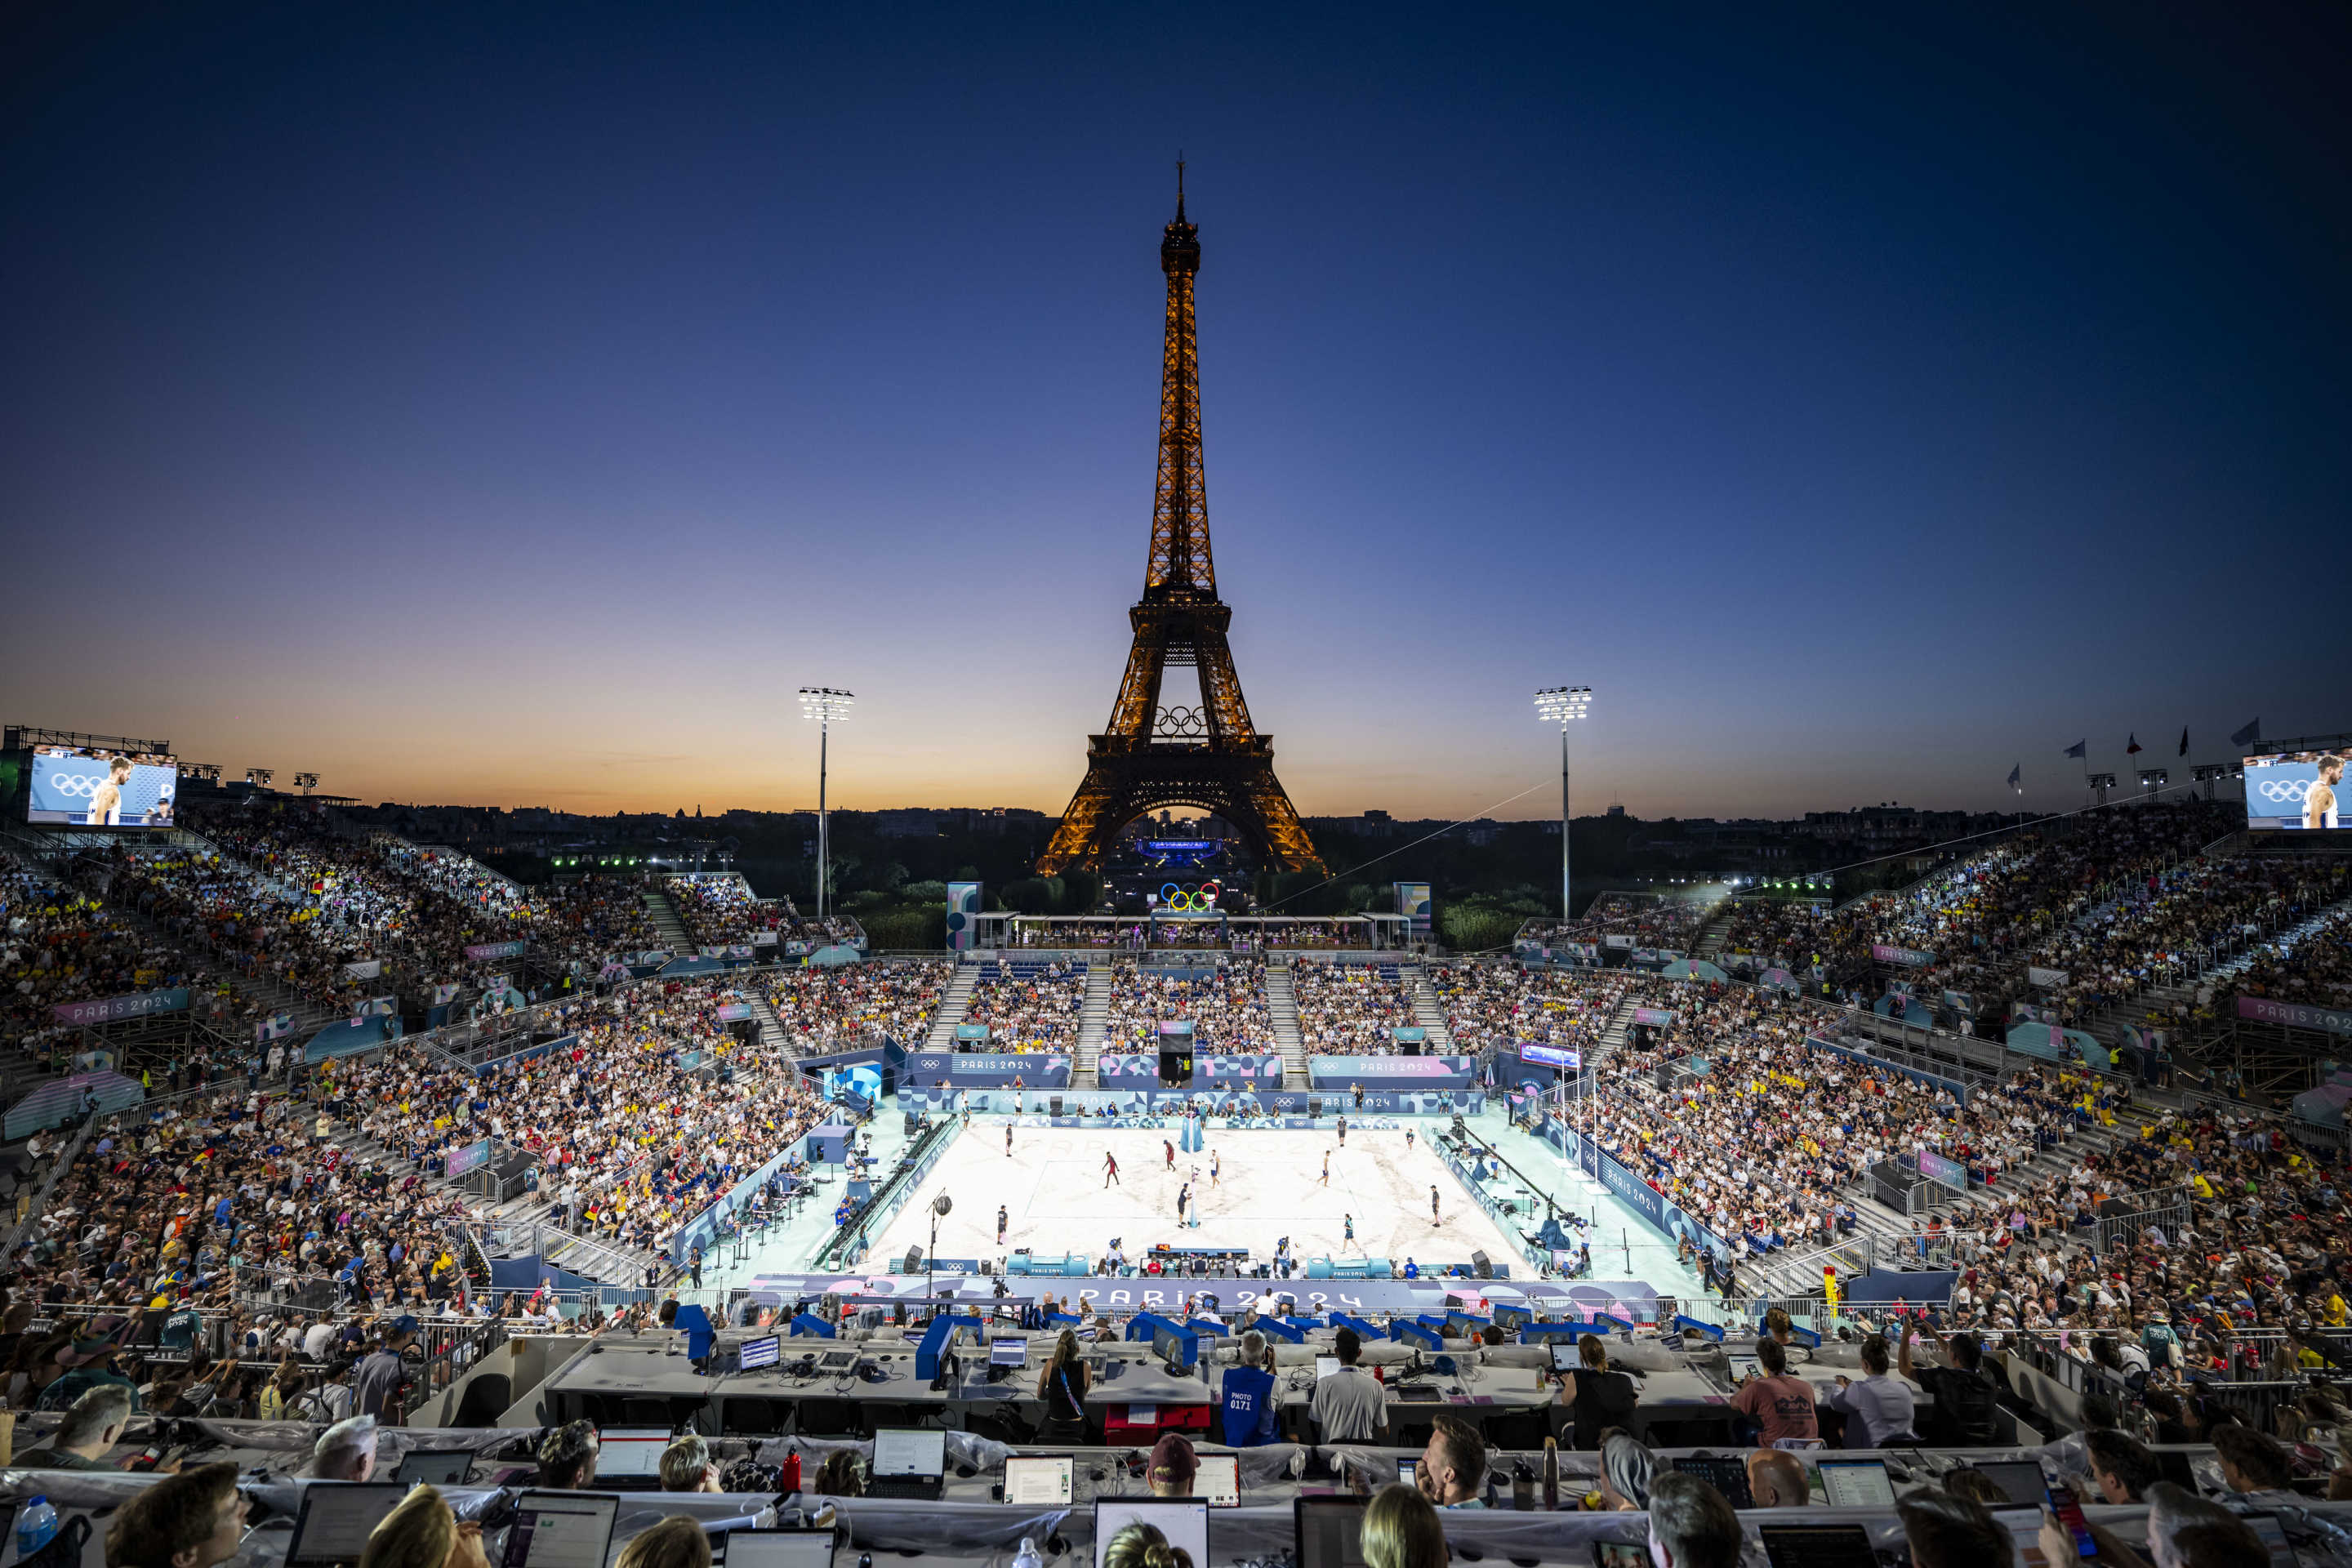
[5,4,2347,822]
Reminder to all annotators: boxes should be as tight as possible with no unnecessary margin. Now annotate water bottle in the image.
[17,1495,57,1558]
[1013,1538,1043,1568]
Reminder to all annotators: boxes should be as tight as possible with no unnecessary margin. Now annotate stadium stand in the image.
[1291,959,1418,1054]
[1102,959,1274,1051]
[958,959,1085,1049]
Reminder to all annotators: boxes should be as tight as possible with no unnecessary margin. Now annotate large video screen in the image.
[27,745,180,827]
[2245,751,2346,832]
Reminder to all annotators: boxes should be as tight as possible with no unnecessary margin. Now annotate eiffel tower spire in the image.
[1036,177,1321,877]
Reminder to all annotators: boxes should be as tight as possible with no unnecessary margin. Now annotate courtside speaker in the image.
[1472,1250,1492,1279]
[1050,1095,1063,1116]
[978,1259,992,1276]
[904,1245,924,1272]
[904,1112,922,1137]
[1308,1097,1322,1118]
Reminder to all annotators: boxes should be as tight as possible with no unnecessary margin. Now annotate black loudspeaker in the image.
[1050,1095,1063,1116]
[1308,1097,1323,1118]
[904,1245,924,1272]
[1472,1250,1492,1279]
[978,1259,992,1276]
[904,1112,922,1137]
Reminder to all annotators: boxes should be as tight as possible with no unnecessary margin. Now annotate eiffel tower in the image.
[1036,172,1321,876]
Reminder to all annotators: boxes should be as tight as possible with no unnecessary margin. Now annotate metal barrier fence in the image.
[2094,1185,2196,1255]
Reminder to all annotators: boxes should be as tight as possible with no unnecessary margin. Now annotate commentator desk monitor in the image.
[715,1533,835,1568]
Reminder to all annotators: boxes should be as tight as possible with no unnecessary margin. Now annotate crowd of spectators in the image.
[1102,960,1273,1050]
[337,976,824,1258]
[664,876,782,948]
[959,960,1085,1050]
[1591,980,2135,1272]
[1291,960,1418,1056]
[5,861,218,1058]
[2215,901,2352,1017]
[1519,891,1721,954]
[1717,802,2248,1023]
[765,960,948,1050]
[1428,963,1634,1052]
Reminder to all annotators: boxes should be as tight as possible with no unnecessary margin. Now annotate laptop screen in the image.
[594,1433,672,1478]
[501,1493,620,1568]
[872,1428,947,1478]
[719,1534,835,1568]
[1971,1461,2050,1509]
[1314,1356,1340,1379]
[1293,1497,1368,1568]
[739,1336,781,1370]
[1096,1502,1209,1568]
[395,1450,475,1486]
[1757,1526,1876,1568]
[288,1484,408,1568]
[1815,1459,1895,1509]
[1194,1454,1241,1507]
[1004,1456,1075,1508]
[992,1337,1029,1367]
[1671,1455,1755,1511]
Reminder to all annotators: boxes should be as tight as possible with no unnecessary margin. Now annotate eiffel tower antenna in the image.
[1036,179,1321,876]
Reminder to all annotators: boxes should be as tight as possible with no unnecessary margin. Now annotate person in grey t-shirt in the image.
[1309,1328,1388,1444]
[1824,1334,1918,1446]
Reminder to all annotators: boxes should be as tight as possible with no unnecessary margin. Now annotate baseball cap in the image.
[1147,1432,1197,1489]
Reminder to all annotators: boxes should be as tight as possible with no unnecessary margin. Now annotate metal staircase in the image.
[1076,961,1113,1085]
[1265,959,1305,1084]
[923,963,982,1049]
[639,889,695,954]
[1405,965,1458,1052]
[747,992,794,1054]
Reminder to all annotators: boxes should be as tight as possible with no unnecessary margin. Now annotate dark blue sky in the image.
[4,2,2345,818]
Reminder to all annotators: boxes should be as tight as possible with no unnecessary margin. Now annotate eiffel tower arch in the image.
[1036,172,1321,878]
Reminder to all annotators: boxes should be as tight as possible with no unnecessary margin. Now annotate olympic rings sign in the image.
[2258,779,2312,803]
[1159,880,1223,912]
[47,773,104,796]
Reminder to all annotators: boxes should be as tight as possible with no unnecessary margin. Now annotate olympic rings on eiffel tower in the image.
[1158,880,1223,911]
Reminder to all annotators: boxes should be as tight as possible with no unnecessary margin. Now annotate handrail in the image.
[2,1113,100,1255]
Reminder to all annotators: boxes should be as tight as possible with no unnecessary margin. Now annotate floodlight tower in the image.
[1533,687,1592,921]
[798,688,854,920]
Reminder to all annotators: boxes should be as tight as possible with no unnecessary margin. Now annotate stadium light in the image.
[1534,687,1592,921]
[799,688,855,921]
[245,768,274,787]
[294,772,319,795]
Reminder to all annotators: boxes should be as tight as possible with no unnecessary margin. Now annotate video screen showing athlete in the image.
[2310,755,2344,831]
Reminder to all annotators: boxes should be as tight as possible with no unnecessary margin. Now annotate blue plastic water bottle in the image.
[17,1495,59,1557]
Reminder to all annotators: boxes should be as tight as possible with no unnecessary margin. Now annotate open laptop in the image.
[1004,1455,1076,1508]
[1194,1454,1241,1507]
[866,1428,948,1501]
[1314,1355,1340,1379]
[1671,1455,1755,1511]
[715,1531,836,1568]
[991,1337,1029,1368]
[287,1484,408,1568]
[1815,1459,1895,1509]
[1098,1501,1209,1568]
[592,1428,674,1484]
[395,1449,475,1486]
[737,1335,781,1370]
[1757,1526,1876,1568]
[1292,1496,1367,1568]
[1724,1355,1760,1384]
[500,1493,620,1568]
[1969,1460,2051,1509]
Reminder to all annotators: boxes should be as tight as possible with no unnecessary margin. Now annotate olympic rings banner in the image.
[1307,1055,1475,1090]
[2238,996,2352,1037]
[1153,880,1224,913]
